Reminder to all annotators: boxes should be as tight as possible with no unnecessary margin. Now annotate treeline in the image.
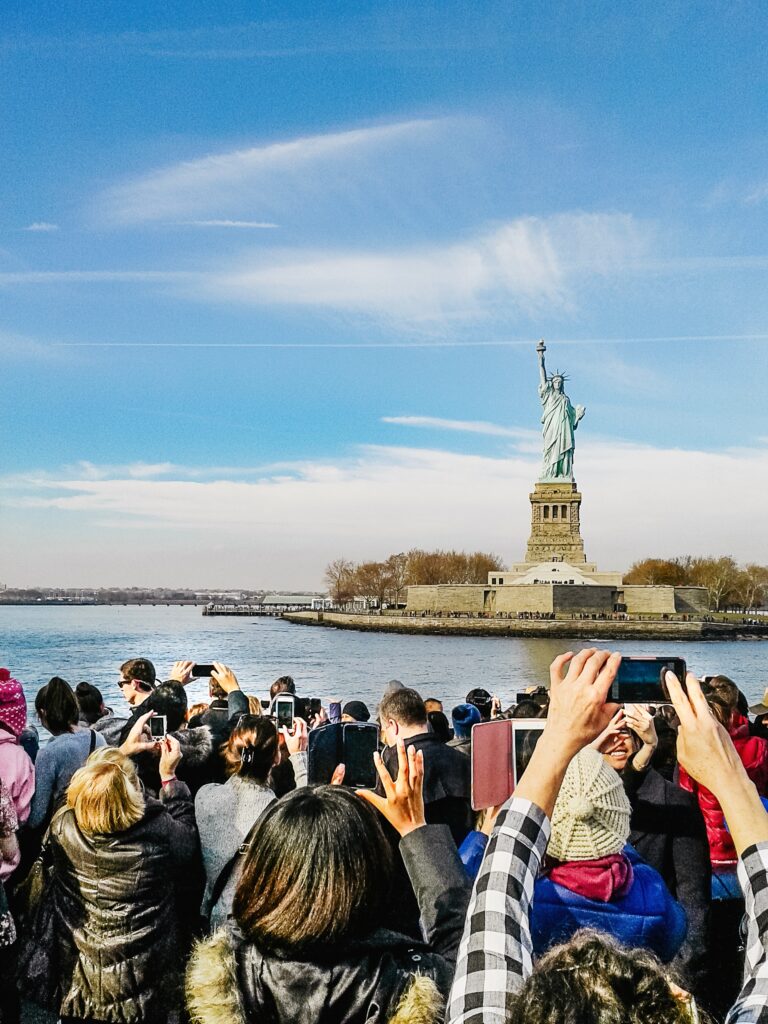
[324,549,505,607]
[624,556,768,611]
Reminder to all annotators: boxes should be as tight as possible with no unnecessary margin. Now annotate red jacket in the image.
[679,713,768,864]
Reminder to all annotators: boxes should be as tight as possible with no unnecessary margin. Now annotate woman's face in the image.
[600,730,636,772]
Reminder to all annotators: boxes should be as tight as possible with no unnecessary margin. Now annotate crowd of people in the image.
[1,653,768,1023]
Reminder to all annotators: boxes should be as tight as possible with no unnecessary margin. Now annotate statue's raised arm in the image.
[535,339,585,481]
[537,338,548,390]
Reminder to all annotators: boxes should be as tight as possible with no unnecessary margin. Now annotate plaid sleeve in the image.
[446,797,550,1024]
[727,842,768,1023]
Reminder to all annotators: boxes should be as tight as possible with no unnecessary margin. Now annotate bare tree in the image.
[324,558,356,608]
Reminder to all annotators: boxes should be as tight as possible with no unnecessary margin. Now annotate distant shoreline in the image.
[282,610,768,642]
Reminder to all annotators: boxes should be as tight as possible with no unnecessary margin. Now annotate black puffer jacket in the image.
[25,780,197,1023]
[187,825,471,1024]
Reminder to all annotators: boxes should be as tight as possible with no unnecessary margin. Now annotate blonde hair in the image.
[246,695,263,716]
[67,747,145,835]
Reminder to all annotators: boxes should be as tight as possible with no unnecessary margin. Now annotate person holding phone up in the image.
[187,739,472,1024]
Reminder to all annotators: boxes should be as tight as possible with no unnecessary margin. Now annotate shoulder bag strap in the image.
[88,727,97,754]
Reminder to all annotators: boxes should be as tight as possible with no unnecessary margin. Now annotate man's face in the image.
[600,730,636,772]
[118,677,149,707]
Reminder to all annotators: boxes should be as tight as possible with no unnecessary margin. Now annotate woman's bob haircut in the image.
[232,785,393,952]
[67,747,145,835]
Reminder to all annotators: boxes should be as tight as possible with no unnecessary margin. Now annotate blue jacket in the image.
[458,833,686,963]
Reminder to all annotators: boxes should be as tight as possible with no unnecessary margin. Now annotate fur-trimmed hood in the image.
[186,928,444,1024]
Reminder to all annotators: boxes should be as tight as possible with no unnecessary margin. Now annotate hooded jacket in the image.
[19,779,198,1022]
[0,732,34,879]
[679,711,768,864]
[186,825,471,1024]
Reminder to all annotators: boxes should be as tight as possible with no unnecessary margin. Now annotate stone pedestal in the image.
[524,480,587,564]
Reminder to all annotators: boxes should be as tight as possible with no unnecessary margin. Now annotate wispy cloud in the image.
[204,212,650,320]
[0,270,191,286]
[179,219,278,229]
[23,221,59,232]
[382,415,534,439]
[98,118,457,224]
[3,437,768,586]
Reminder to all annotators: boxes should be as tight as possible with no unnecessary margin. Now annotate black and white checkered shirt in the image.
[446,796,768,1024]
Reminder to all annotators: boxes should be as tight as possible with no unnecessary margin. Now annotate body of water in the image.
[1,605,767,714]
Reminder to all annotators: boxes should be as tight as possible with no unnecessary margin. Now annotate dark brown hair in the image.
[35,676,79,734]
[222,716,278,781]
[379,687,427,728]
[232,786,393,952]
[704,675,740,727]
[507,930,709,1024]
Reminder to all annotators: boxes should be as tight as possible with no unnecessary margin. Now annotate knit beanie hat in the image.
[0,669,27,737]
[342,700,371,723]
[452,703,481,739]
[548,748,631,863]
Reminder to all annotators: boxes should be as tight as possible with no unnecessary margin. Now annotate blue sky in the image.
[2,1,768,587]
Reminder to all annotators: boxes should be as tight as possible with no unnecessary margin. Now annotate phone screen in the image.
[275,698,294,729]
[609,657,687,703]
[342,725,379,788]
[512,724,545,785]
[191,664,215,677]
[149,715,167,739]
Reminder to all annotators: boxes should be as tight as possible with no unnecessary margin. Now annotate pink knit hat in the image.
[0,669,27,737]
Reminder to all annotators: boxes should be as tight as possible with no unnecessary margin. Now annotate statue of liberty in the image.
[536,339,585,481]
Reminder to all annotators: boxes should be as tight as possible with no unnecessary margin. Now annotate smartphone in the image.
[191,664,215,677]
[308,698,322,719]
[307,722,379,787]
[342,724,379,789]
[149,715,167,739]
[275,695,294,730]
[328,701,342,723]
[609,657,687,704]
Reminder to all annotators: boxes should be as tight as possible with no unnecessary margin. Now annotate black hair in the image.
[35,676,79,735]
[75,681,105,724]
[233,786,393,952]
[145,682,188,732]
[427,710,452,743]
[223,716,278,781]
[465,687,493,720]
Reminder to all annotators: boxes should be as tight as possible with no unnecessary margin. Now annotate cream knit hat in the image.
[548,747,631,862]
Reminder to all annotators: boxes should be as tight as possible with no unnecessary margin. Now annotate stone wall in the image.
[552,585,616,614]
[495,585,554,614]
[405,585,486,613]
[622,585,676,615]
[674,586,710,614]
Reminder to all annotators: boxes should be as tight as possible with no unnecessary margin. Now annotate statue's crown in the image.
[549,369,568,381]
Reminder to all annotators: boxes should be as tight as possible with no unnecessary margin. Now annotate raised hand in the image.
[281,718,308,755]
[119,711,158,757]
[169,660,195,685]
[358,739,426,837]
[211,662,240,694]
[159,734,182,782]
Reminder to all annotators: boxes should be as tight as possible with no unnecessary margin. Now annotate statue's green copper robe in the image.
[539,380,579,480]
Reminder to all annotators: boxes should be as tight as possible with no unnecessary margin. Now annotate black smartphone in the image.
[342,724,379,789]
[191,664,215,677]
[609,657,687,704]
[307,722,379,787]
[149,715,167,739]
[275,695,294,730]
[309,698,322,718]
